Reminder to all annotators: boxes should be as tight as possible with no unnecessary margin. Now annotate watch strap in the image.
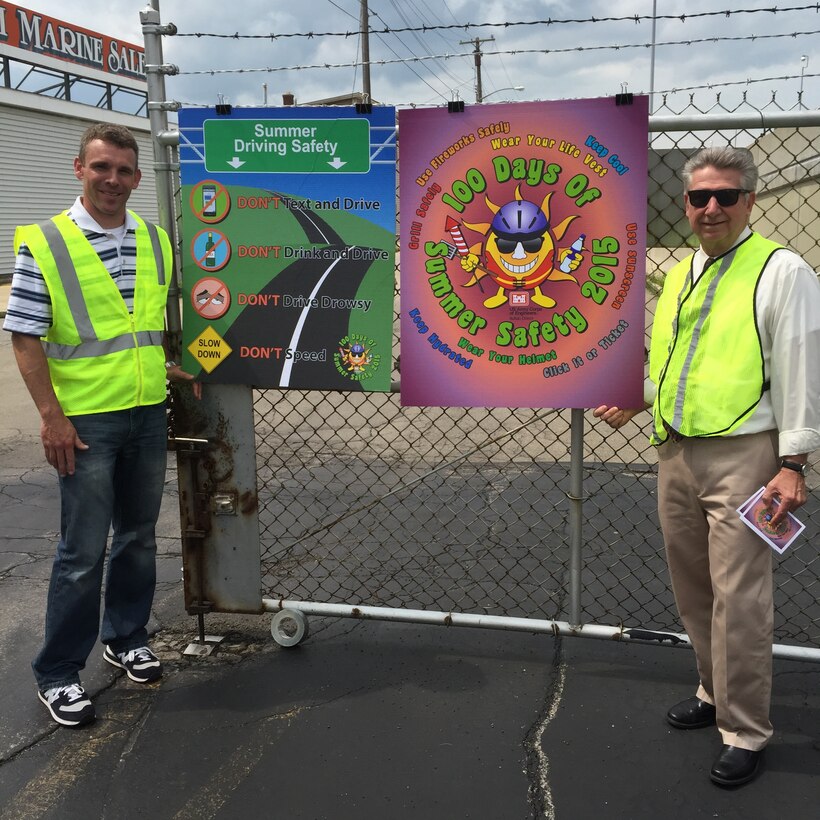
[780,459,808,476]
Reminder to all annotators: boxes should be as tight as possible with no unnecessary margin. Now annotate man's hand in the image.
[761,465,808,526]
[593,405,642,430]
[167,364,202,400]
[11,332,90,475]
[40,410,88,476]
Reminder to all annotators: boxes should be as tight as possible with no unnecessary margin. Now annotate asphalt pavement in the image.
[1,302,820,820]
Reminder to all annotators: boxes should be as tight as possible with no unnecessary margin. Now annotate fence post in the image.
[568,408,584,626]
[140,2,181,343]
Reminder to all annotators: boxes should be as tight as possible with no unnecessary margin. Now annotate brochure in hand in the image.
[737,487,806,554]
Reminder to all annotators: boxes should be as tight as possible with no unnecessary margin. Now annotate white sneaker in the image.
[38,684,95,727]
[103,645,162,683]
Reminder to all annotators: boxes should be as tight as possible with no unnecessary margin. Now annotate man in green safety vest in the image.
[595,146,820,787]
[3,123,200,728]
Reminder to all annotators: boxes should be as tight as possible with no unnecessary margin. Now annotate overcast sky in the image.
[18,0,820,112]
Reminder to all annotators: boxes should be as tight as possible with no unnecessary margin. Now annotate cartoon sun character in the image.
[459,186,584,309]
[340,342,372,373]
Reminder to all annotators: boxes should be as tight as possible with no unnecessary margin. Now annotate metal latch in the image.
[213,492,238,516]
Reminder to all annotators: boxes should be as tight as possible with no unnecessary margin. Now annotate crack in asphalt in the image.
[523,636,565,820]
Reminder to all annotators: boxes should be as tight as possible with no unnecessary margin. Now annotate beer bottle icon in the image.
[205,231,216,267]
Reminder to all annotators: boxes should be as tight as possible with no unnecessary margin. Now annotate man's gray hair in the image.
[682,146,758,193]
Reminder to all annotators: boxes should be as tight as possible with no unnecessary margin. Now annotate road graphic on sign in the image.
[217,206,378,390]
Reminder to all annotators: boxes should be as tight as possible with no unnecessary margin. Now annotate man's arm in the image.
[10,332,87,476]
[759,254,820,525]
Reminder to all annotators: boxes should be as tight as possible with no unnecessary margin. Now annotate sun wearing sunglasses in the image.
[686,188,751,208]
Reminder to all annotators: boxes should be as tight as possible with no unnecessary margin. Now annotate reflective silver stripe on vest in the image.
[671,251,737,430]
[43,329,164,360]
[40,219,96,341]
[143,220,166,286]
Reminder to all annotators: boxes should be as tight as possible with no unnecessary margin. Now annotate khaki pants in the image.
[657,430,778,751]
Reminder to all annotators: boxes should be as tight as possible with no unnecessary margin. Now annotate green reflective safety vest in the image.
[649,232,784,445]
[15,211,172,416]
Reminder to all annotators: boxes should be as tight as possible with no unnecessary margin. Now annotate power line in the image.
[398,0,469,86]
[324,0,356,20]
[366,6,453,101]
[373,2,465,97]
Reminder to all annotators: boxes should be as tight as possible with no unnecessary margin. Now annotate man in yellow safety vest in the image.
[4,123,199,728]
[595,146,820,787]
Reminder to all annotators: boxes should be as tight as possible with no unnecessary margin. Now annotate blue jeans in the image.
[32,403,167,691]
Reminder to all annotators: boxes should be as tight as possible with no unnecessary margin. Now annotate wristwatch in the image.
[165,360,178,370]
[780,459,809,476]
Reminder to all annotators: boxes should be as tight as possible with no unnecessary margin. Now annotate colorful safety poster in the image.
[398,97,648,407]
[178,106,396,391]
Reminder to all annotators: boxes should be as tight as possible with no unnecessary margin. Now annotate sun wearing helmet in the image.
[460,186,582,309]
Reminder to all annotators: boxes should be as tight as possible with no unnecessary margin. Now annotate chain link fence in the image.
[172,92,820,649]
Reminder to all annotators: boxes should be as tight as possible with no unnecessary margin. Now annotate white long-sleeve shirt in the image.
[647,227,820,457]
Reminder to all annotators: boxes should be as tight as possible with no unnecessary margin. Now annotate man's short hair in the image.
[682,146,758,193]
[78,123,139,166]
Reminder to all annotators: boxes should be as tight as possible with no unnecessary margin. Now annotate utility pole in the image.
[360,0,371,101]
[459,36,495,103]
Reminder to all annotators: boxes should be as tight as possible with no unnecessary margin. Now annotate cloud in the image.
[14,0,818,109]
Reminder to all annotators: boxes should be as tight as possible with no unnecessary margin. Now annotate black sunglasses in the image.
[495,236,544,254]
[687,188,750,208]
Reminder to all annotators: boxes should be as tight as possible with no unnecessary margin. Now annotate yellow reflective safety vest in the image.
[649,232,784,445]
[14,211,172,416]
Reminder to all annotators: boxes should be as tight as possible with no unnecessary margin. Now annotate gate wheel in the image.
[271,609,309,647]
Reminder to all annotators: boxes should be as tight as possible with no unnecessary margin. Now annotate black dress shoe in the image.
[710,744,762,786]
[666,696,717,729]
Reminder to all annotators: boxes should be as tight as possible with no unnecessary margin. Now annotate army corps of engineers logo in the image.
[334,334,381,382]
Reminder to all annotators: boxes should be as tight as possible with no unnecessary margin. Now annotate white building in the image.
[0,2,157,283]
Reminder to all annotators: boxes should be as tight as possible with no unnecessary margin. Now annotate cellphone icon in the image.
[202,185,217,217]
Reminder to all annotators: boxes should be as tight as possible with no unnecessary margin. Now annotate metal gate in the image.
[142,10,820,660]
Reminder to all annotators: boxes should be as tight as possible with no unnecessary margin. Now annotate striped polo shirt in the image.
[3,197,138,337]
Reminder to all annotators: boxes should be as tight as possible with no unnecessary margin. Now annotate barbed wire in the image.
[656,71,820,95]
[173,4,820,40]
[177,29,820,76]
[173,76,815,109]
